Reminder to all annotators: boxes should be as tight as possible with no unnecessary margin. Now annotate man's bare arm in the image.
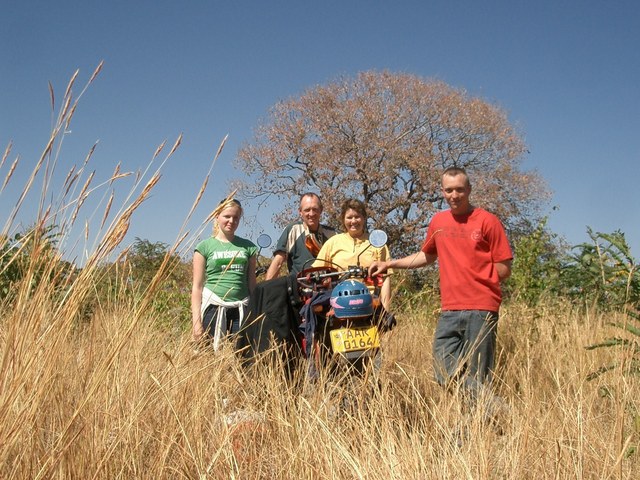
[495,259,512,281]
[265,252,286,280]
[369,250,436,276]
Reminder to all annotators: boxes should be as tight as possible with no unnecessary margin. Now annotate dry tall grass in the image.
[1,69,639,479]
[2,272,639,479]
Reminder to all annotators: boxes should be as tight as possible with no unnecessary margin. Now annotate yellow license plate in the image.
[330,326,380,354]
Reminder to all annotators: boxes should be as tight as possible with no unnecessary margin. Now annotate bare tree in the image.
[236,71,548,255]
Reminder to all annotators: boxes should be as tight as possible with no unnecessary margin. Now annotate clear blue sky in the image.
[2,1,639,261]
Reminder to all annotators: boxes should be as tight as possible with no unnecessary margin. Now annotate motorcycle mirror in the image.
[256,234,272,249]
[369,229,387,248]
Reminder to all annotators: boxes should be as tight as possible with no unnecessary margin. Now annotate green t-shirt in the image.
[195,236,258,301]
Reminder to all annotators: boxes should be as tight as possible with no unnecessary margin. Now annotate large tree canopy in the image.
[236,71,548,254]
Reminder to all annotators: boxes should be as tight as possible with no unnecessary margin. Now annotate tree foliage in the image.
[568,229,640,381]
[506,217,564,305]
[122,238,191,322]
[127,238,174,285]
[0,224,74,301]
[560,228,639,309]
[237,70,548,254]
[73,238,191,327]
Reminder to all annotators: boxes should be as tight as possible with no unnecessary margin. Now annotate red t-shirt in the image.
[420,208,513,312]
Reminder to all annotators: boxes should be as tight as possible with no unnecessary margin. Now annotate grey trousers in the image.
[432,310,498,395]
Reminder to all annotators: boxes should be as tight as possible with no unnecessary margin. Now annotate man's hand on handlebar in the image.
[368,261,389,277]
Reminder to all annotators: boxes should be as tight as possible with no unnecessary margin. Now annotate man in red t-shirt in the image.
[370,167,513,403]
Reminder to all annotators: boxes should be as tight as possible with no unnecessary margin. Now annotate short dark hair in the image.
[299,192,322,209]
[442,166,471,187]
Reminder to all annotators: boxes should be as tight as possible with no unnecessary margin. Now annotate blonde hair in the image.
[211,197,243,236]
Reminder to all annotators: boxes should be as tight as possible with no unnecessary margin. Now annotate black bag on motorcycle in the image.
[236,273,303,363]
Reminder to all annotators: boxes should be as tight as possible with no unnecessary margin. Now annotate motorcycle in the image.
[297,229,391,378]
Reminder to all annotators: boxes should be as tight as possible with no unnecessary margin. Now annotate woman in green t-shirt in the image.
[191,198,257,350]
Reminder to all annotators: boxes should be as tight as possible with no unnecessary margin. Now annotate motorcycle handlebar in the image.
[298,265,385,286]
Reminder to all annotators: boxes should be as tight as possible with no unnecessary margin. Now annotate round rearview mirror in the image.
[369,229,388,248]
[256,234,272,249]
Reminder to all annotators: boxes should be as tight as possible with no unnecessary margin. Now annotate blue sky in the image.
[1,1,639,261]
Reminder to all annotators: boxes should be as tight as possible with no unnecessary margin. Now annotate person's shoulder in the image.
[473,207,503,223]
[320,232,342,246]
[233,236,257,248]
[283,220,304,230]
[319,223,336,235]
[195,236,218,256]
[329,232,349,243]
[473,209,509,239]
[429,210,449,224]
[195,236,215,249]
[277,220,304,238]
